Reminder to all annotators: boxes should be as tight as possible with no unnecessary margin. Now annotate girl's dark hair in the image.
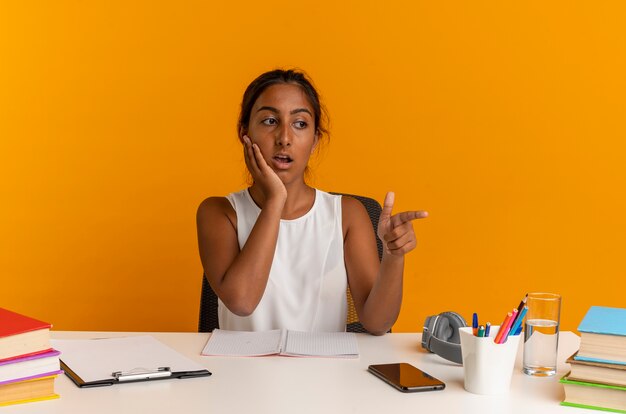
[237,69,329,143]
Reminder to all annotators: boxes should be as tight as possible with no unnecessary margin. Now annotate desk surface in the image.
[11,331,580,414]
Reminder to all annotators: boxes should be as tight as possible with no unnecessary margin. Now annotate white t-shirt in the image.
[218,188,348,332]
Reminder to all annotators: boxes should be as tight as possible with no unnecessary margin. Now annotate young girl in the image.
[197,69,427,335]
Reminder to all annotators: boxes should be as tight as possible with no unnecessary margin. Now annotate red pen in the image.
[494,312,513,344]
[497,309,518,344]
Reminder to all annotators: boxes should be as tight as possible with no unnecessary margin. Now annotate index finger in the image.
[390,210,428,227]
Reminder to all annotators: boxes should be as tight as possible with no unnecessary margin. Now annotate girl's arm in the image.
[196,137,286,316]
[343,193,427,335]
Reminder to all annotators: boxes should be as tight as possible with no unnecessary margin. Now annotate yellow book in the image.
[0,375,59,407]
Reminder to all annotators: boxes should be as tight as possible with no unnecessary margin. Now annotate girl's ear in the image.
[310,131,320,154]
[239,127,247,143]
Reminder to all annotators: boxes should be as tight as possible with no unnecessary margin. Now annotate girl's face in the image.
[243,83,318,184]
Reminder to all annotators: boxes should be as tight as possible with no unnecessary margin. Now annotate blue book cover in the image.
[574,355,626,366]
[578,306,626,337]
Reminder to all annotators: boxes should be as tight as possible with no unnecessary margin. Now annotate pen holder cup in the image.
[459,326,520,395]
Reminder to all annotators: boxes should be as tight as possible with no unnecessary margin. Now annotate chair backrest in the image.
[198,192,383,333]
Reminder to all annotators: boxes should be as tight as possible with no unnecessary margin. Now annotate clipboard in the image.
[51,336,211,388]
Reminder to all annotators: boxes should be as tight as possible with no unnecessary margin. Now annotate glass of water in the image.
[523,292,561,376]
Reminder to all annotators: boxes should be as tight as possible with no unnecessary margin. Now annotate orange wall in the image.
[1,2,625,333]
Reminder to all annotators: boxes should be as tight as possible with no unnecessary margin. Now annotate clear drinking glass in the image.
[522,292,561,376]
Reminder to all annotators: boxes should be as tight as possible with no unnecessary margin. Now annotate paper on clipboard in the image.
[51,335,210,386]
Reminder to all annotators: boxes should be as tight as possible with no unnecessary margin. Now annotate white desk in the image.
[11,331,580,414]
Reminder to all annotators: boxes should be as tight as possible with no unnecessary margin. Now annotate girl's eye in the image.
[262,118,278,126]
[294,121,308,129]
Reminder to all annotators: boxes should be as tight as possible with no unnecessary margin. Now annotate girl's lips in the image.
[271,156,293,170]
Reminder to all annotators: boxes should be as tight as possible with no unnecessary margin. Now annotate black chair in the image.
[198,193,383,334]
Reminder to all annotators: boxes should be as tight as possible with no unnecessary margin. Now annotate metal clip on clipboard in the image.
[112,367,172,382]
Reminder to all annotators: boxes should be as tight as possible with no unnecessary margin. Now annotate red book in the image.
[0,308,52,361]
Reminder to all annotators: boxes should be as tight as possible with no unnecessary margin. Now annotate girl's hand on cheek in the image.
[242,135,287,206]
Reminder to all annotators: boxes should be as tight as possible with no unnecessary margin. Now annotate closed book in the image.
[560,374,626,413]
[0,350,61,384]
[0,375,59,407]
[0,308,52,361]
[0,348,54,365]
[577,306,626,365]
[567,352,626,387]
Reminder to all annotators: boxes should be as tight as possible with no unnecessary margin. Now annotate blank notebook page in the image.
[202,329,282,356]
[283,331,359,358]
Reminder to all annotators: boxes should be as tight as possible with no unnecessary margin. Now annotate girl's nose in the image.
[275,124,292,147]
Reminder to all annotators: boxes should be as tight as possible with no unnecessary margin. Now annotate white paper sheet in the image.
[51,335,207,383]
[201,329,283,356]
[283,331,358,357]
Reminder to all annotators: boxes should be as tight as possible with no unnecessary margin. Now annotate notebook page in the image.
[201,329,282,356]
[283,331,359,358]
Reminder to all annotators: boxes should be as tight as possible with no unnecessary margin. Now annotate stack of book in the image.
[0,308,61,407]
[561,306,626,413]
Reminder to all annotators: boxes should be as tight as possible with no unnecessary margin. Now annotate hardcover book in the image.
[576,307,626,365]
[0,308,52,361]
[560,374,626,413]
[0,350,62,384]
[567,352,626,387]
[0,375,59,407]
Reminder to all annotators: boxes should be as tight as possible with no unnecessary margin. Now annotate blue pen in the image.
[514,325,523,336]
[484,322,491,338]
[472,313,478,336]
[509,306,528,336]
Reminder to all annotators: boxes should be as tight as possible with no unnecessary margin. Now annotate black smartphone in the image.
[367,363,446,393]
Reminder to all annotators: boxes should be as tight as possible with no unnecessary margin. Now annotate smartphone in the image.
[367,363,445,393]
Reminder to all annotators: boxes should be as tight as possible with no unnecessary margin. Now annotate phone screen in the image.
[368,363,446,392]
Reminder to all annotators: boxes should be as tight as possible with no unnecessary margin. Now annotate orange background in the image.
[1,2,624,333]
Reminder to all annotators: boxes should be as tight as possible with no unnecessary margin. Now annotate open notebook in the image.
[202,329,359,358]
